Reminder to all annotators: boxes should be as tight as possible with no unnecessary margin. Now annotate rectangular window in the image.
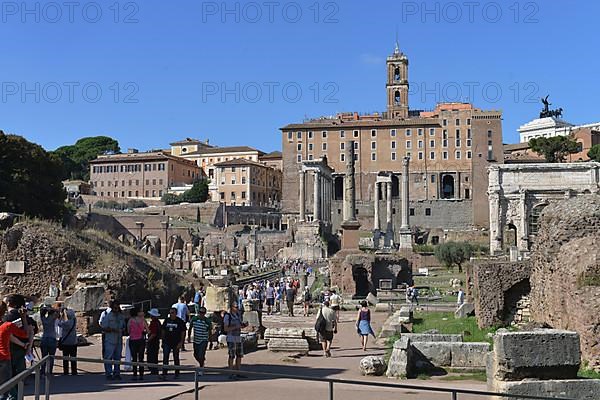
[429,128,435,136]
[308,143,313,151]
[456,151,461,159]
[340,130,345,138]
[418,140,423,149]
[308,154,313,160]
[406,152,411,159]
[241,191,246,199]
[353,130,359,138]
[297,143,302,151]
[371,129,377,137]
[297,131,302,139]
[418,152,423,160]
[406,129,411,136]
[431,175,436,183]
[308,131,313,139]
[443,119,447,126]
[340,153,345,162]
[467,151,472,159]
[371,141,376,150]
[390,129,396,137]
[391,152,396,160]
[354,142,359,149]
[242,177,246,184]
[287,132,292,140]
[322,131,327,138]
[340,142,345,150]
[467,118,471,125]
[297,154,301,162]
[443,151,448,160]
[418,128,423,136]
[391,141,396,149]
[322,143,327,151]
[409,208,415,216]
[425,208,431,216]
[487,130,492,138]
[430,152,435,160]
[220,192,225,200]
[152,179,156,185]
[430,140,435,148]
[406,140,411,149]
[455,118,460,126]
[371,153,376,161]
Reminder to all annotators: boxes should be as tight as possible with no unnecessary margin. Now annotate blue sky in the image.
[0,0,598,152]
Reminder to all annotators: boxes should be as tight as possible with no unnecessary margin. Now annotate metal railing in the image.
[0,354,576,400]
[0,355,52,400]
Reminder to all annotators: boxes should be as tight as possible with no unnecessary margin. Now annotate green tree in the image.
[529,136,580,163]
[587,144,600,162]
[0,131,66,220]
[52,136,120,180]
[434,241,474,273]
[180,181,209,203]
[161,193,181,205]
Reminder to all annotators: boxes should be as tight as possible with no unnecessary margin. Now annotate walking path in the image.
[23,309,487,400]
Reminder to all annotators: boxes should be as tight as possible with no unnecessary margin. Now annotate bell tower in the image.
[386,42,409,119]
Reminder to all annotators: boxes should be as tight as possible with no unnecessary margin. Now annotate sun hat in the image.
[148,308,160,317]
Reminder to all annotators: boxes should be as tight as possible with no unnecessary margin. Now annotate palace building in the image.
[280,44,503,243]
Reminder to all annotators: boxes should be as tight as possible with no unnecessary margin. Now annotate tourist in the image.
[0,300,29,400]
[316,300,337,357]
[127,307,148,380]
[223,302,247,378]
[285,283,296,317]
[40,305,58,374]
[274,282,282,313]
[410,285,419,306]
[356,301,375,351]
[265,282,275,315]
[3,294,32,390]
[161,307,186,380]
[329,290,341,322]
[302,287,312,317]
[172,296,189,351]
[193,288,203,315]
[146,308,161,375]
[100,300,125,380]
[99,302,112,358]
[58,308,78,376]
[24,302,38,368]
[187,306,211,374]
[457,287,465,308]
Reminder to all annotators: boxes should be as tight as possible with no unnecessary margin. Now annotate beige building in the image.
[280,45,503,234]
[214,158,282,207]
[90,150,201,200]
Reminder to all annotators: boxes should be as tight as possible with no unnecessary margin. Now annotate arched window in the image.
[333,176,344,200]
[394,67,401,81]
[391,175,400,198]
[394,91,401,105]
[441,174,455,199]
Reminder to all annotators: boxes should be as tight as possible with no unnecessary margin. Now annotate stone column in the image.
[373,183,380,230]
[401,158,410,229]
[386,181,393,230]
[343,141,357,222]
[299,170,306,222]
[398,157,412,250]
[313,170,321,221]
[488,190,502,254]
[518,190,528,252]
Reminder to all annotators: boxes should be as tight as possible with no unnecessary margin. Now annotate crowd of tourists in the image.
[0,294,78,400]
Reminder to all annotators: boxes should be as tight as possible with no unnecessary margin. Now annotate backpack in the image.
[314,308,326,333]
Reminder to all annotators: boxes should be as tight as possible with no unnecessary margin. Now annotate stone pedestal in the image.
[341,220,361,250]
[398,228,412,250]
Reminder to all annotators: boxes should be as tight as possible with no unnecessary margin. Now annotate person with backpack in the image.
[39,305,58,375]
[315,300,337,357]
[58,308,78,376]
[265,282,276,316]
[302,287,312,317]
[223,303,247,378]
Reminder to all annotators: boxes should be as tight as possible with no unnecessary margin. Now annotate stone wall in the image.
[470,259,531,328]
[528,195,600,369]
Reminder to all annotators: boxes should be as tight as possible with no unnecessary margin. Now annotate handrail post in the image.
[17,380,24,400]
[194,369,199,400]
[329,381,334,400]
[451,390,457,400]
[34,363,41,400]
[45,358,51,400]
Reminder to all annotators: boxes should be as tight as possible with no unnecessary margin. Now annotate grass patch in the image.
[416,373,432,380]
[578,363,600,379]
[412,311,496,343]
[440,372,487,382]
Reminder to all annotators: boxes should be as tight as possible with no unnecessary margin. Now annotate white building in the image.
[519,116,600,143]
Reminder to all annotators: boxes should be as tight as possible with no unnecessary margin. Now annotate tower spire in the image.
[394,27,400,54]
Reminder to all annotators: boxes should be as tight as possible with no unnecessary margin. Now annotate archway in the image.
[502,279,531,325]
[396,266,413,287]
[441,174,455,199]
[333,176,344,200]
[352,267,370,299]
[503,223,517,249]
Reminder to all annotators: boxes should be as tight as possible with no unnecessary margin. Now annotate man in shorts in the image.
[187,306,211,375]
[223,303,247,379]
